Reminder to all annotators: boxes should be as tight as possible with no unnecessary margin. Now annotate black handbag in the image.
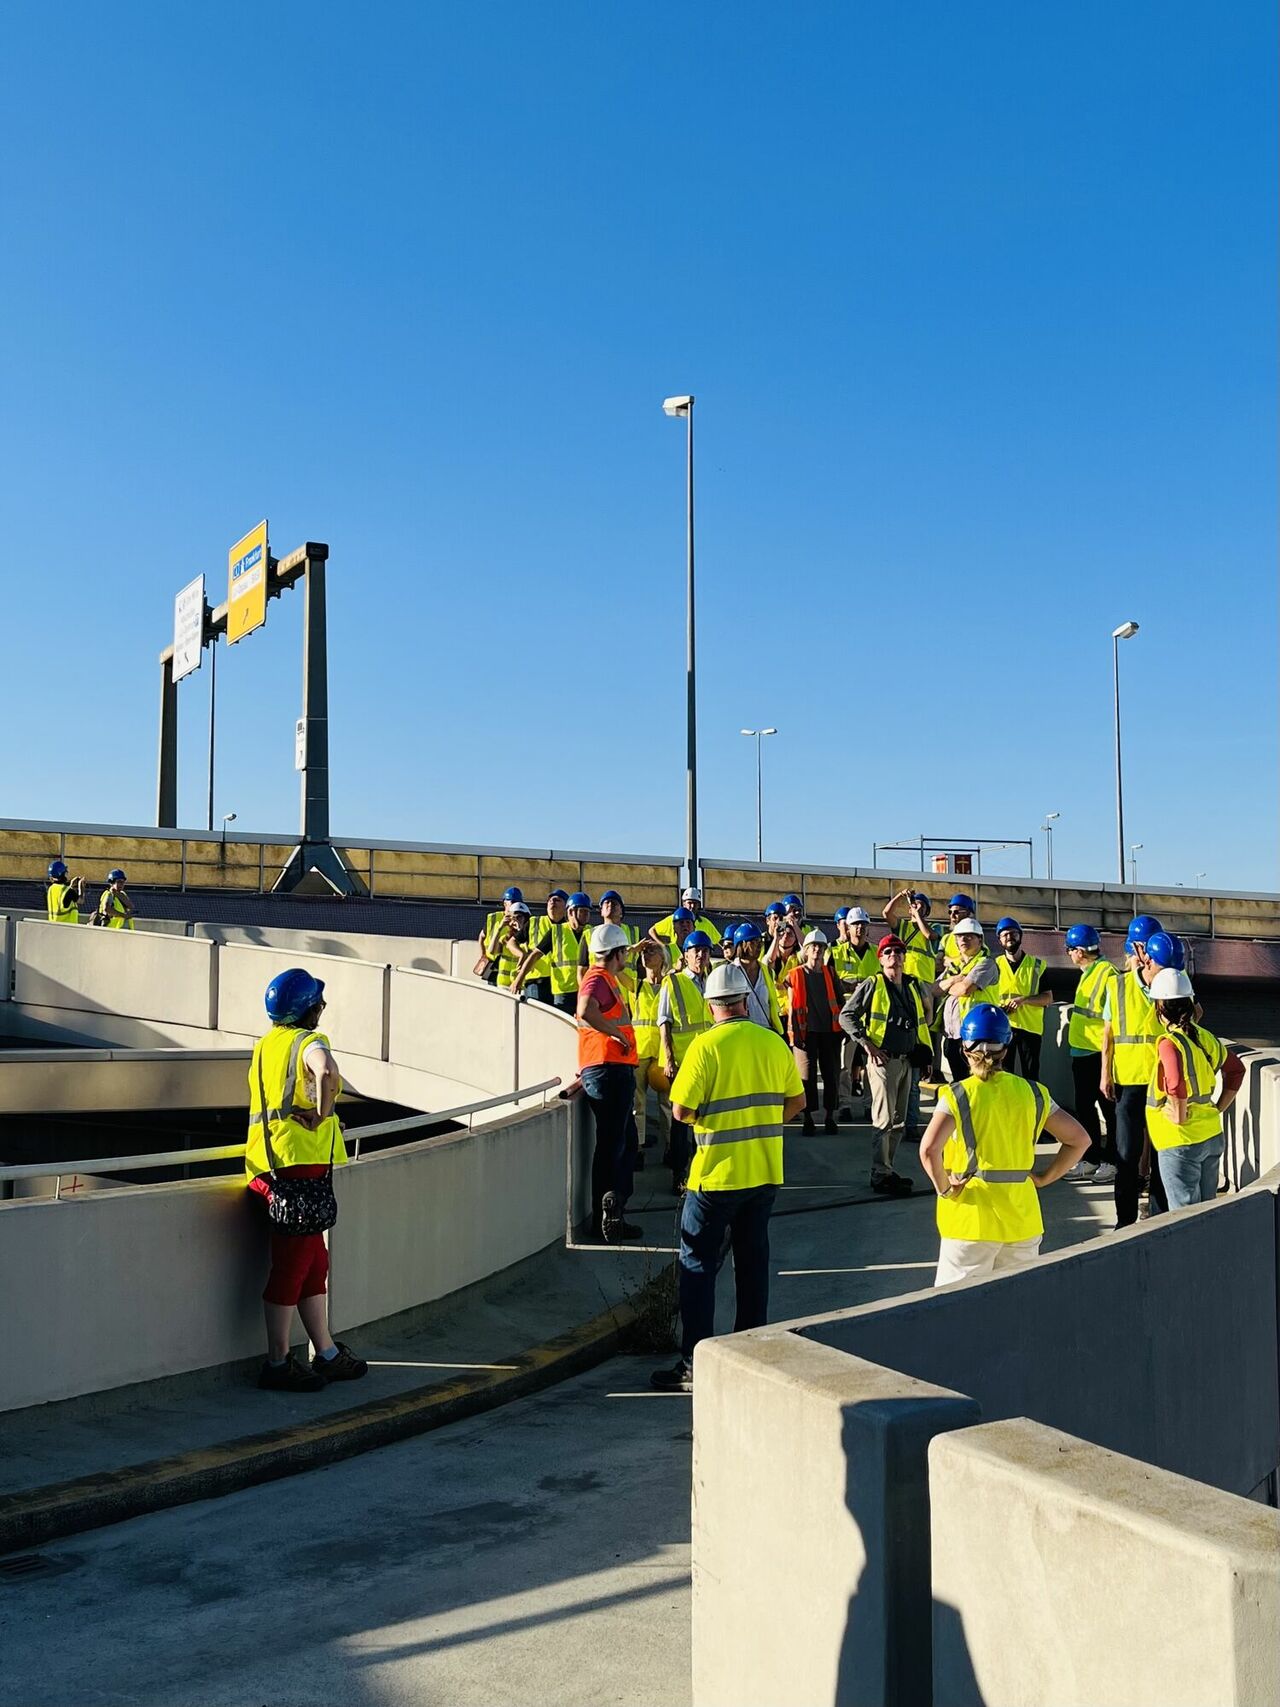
[256,1054,339,1236]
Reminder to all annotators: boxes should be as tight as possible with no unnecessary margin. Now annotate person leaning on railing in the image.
[245,968,368,1392]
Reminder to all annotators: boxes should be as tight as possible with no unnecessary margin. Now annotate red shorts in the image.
[248,1167,331,1306]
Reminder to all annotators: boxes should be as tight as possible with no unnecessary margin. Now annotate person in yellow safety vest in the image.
[921,1005,1090,1286]
[246,967,368,1391]
[478,886,525,986]
[831,907,880,1115]
[939,893,980,966]
[936,918,1000,1084]
[578,890,641,994]
[658,930,713,1191]
[650,886,722,961]
[650,960,806,1392]
[650,905,696,971]
[840,933,935,1195]
[45,859,86,923]
[730,923,784,1035]
[1062,922,1119,1184]
[1145,968,1244,1212]
[764,918,802,1019]
[882,888,941,986]
[95,868,136,930]
[1100,915,1168,1225]
[511,889,569,1004]
[993,917,1050,1081]
[632,940,674,1162]
[492,903,533,990]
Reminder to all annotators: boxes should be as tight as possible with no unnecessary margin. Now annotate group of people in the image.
[44,860,135,928]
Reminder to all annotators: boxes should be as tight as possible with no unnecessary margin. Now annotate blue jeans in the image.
[553,992,578,1015]
[580,1063,638,1227]
[1158,1134,1224,1210]
[678,1185,777,1365]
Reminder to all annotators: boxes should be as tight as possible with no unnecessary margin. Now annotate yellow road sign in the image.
[227,520,269,644]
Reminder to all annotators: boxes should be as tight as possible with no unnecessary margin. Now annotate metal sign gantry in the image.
[155,540,359,896]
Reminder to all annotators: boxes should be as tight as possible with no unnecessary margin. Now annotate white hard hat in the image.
[509,901,531,915]
[705,962,751,1001]
[682,886,702,902]
[848,908,871,924]
[590,923,630,956]
[953,918,984,938]
[803,929,828,947]
[1149,968,1194,1002]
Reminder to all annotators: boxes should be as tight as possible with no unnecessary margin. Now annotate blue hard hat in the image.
[1125,914,1162,949]
[684,930,712,949]
[783,894,802,909]
[600,889,623,905]
[949,893,975,910]
[960,1005,1013,1048]
[995,916,1021,936]
[733,922,762,944]
[47,859,68,880]
[548,888,569,902]
[834,906,849,921]
[764,901,785,917]
[568,892,592,909]
[264,968,326,1024]
[911,891,932,913]
[501,886,524,903]
[1144,930,1186,971]
[1065,923,1100,951]
[107,869,127,883]
[672,906,695,923]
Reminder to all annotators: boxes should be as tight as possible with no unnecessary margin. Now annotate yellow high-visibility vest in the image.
[245,1025,348,1179]
[672,1017,801,1192]
[995,953,1046,1035]
[898,919,938,987]
[652,913,722,961]
[1068,958,1118,1052]
[98,890,134,931]
[863,976,931,1053]
[495,932,531,989]
[523,913,560,982]
[1109,970,1160,1086]
[632,978,664,1061]
[1146,1024,1227,1152]
[832,941,879,987]
[541,922,583,996]
[936,1072,1049,1243]
[46,882,79,924]
[482,909,508,957]
[593,921,641,995]
[664,970,710,1065]
[954,955,1001,1022]
[740,963,783,1034]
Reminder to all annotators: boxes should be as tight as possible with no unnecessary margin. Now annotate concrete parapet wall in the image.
[215,940,390,1062]
[192,920,453,975]
[12,918,216,1030]
[930,1419,1280,1707]
[1225,1049,1280,1189]
[390,968,517,1096]
[692,1332,979,1707]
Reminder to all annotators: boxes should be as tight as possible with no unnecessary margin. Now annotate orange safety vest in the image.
[577,966,637,1068]
[784,963,842,1039]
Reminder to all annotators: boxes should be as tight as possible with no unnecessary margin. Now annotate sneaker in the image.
[649,1361,693,1393]
[1066,1160,1098,1180]
[258,1354,325,1393]
[802,1114,817,1135]
[885,1173,914,1196]
[1092,1163,1117,1185]
[604,1218,644,1244]
[824,1114,839,1135]
[870,1175,894,1195]
[312,1341,369,1381]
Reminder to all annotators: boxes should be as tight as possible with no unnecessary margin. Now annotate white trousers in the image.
[934,1235,1042,1288]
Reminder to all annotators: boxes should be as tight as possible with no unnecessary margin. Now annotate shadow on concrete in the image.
[930,1599,988,1707]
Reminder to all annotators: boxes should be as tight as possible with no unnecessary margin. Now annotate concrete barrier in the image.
[11,919,216,1031]
[930,1418,1280,1707]
[389,968,517,1096]
[0,915,12,1003]
[693,1332,979,1707]
[0,1048,251,1114]
[215,941,390,1062]
[193,920,454,975]
[1225,1049,1280,1188]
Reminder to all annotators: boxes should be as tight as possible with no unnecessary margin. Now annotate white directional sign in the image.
[172,575,205,683]
[295,717,307,772]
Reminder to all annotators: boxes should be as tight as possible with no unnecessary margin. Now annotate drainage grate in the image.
[0,1552,74,1582]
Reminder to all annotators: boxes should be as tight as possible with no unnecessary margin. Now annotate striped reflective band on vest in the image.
[694,1090,783,1146]
[1071,959,1113,1021]
[1146,1028,1224,1114]
[250,1029,315,1128]
[950,1078,1045,1182]
[668,973,709,1035]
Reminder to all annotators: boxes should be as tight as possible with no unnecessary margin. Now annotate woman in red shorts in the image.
[246,968,368,1392]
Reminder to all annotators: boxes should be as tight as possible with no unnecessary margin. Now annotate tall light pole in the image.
[664,394,697,887]
[1195,870,1207,885]
[1042,811,1060,881]
[740,727,777,862]
[1130,841,1143,892]
[1112,621,1140,883]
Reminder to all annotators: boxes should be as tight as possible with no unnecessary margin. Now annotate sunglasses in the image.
[963,1044,1004,1059]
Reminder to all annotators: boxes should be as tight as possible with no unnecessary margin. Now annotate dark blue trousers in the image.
[581,1063,637,1226]
[678,1184,778,1365]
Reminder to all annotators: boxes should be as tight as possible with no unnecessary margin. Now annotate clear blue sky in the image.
[3,2,1275,890]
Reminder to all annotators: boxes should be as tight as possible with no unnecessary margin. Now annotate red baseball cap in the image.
[879,934,907,954]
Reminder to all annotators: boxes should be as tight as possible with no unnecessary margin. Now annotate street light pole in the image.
[1042,811,1060,881]
[1112,621,1139,884]
[740,728,777,862]
[1130,841,1143,893]
[665,395,698,888]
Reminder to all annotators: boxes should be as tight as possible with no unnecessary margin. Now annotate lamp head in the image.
[662,395,694,417]
[1112,621,1139,640]
[222,812,237,824]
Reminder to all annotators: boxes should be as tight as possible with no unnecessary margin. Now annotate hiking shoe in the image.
[312,1341,369,1381]
[603,1218,644,1244]
[1066,1160,1097,1180]
[802,1114,817,1135]
[824,1114,839,1135]
[885,1173,914,1196]
[258,1354,325,1393]
[650,1361,693,1393]
[1092,1163,1117,1185]
[870,1175,894,1195]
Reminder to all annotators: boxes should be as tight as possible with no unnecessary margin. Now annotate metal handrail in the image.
[0,1076,564,1193]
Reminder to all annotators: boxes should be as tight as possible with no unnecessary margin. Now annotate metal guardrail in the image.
[0,1077,563,1196]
